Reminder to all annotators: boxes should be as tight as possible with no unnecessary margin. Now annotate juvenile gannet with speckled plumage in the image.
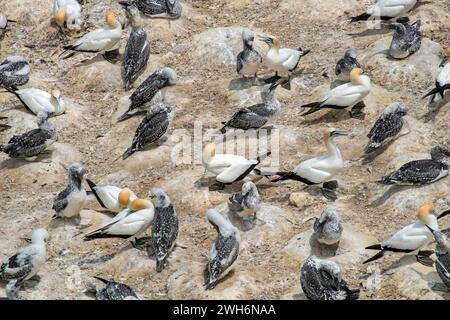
[236,28,262,83]
[52,163,87,219]
[119,0,182,19]
[335,49,361,82]
[0,56,30,89]
[425,225,450,289]
[364,204,440,266]
[86,179,137,213]
[204,209,240,290]
[388,20,422,59]
[0,13,15,31]
[228,181,261,220]
[118,67,177,121]
[301,68,371,118]
[5,87,65,117]
[350,0,417,22]
[53,0,82,29]
[89,276,140,300]
[423,48,450,101]
[313,209,343,246]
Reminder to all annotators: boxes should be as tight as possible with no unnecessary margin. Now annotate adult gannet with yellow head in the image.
[53,0,82,30]
[423,47,450,102]
[86,179,137,213]
[5,87,65,117]
[350,0,417,22]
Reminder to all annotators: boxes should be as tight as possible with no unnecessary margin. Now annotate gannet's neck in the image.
[324,136,342,161]
[51,96,63,113]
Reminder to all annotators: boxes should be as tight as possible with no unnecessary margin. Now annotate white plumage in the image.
[12,88,65,116]
[367,0,417,18]
[86,179,137,213]
[53,0,82,29]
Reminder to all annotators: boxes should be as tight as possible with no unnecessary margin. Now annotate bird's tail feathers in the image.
[363,250,385,264]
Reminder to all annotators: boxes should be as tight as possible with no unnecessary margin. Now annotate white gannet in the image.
[425,225,450,289]
[53,0,82,30]
[388,20,422,59]
[301,68,371,118]
[86,179,137,213]
[122,101,173,160]
[0,112,55,159]
[5,87,65,117]
[90,276,139,300]
[236,28,262,83]
[202,143,271,191]
[364,102,407,156]
[150,188,178,272]
[204,209,240,290]
[350,0,418,22]
[83,198,154,240]
[119,0,182,19]
[363,203,439,266]
[423,47,450,101]
[121,3,150,90]
[378,146,450,185]
[300,257,360,300]
[117,67,177,121]
[52,163,87,219]
[0,13,16,30]
[228,181,261,220]
[60,10,122,62]
[0,56,30,89]
[335,49,361,82]
[313,209,343,246]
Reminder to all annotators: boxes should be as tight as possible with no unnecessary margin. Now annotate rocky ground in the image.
[0,0,449,300]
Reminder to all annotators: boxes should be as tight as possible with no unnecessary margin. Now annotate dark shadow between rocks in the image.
[369,184,421,208]
[0,151,54,170]
[348,27,390,38]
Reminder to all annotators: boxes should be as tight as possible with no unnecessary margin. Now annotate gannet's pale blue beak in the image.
[331,130,349,137]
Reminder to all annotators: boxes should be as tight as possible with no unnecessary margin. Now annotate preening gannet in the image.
[228,181,261,220]
[121,3,150,90]
[204,209,240,290]
[0,13,16,30]
[425,225,450,289]
[202,143,271,190]
[300,257,360,300]
[335,49,362,82]
[378,146,450,185]
[119,0,182,19]
[388,20,422,59]
[86,179,137,213]
[122,101,173,160]
[0,56,30,89]
[363,203,439,266]
[61,10,122,61]
[53,0,82,29]
[350,0,418,22]
[5,87,65,117]
[236,28,262,82]
[52,163,87,218]
[423,48,450,101]
[117,67,177,121]
[91,276,139,300]
[150,188,178,272]
[0,112,55,159]
[301,68,371,118]
[313,209,343,246]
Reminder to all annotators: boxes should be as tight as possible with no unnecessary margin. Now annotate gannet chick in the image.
[117,67,177,121]
[61,10,122,62]
[236,28,262,83]
[204,209,240,290]
[378,146,450,185]
[0,13,16,30]
[52,163,87,219]
[300,257,359,300]
[202,143,271,191]
[220,82,281,133]
[423,48,450,101]
[53,0,82,30]
[388,20,422,59]
[0,112,56,159]
[364,203,438,266]
[119,0,182,19]
[301,68,371,118]
[5,87,65,117]
[313,209,343,246]
[84,198,154,240]
[350,0,417,22]
[86,180,137,213]
[335,49,361,82]
[425,225,450,289]
[228,181,261,220]
[150,188,178,272]
[0,56,30,89]
[121,3,150,90]
[90,276,139,300]
[364,102,407,156]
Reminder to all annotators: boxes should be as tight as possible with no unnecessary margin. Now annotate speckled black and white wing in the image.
[403,21,422,55]
[132,109,170,149]
[236,49,262,74]
[247,103,274,118]
[228,192,245,212]
[0,128,50,158]
[379,160,448,185]
[127,71,168,113]
[132,0,180,17]
[0,56,30,88]
[94,277,139,300]
[365,111,405,154]
[335,57,360,81]
[123,27,150,90]
[52,185,72,213]
[0,249,35,281]
[222,108,267,132]
[436,254,450,288]
[152,204,178,272]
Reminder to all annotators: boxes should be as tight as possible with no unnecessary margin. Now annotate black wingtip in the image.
[220,126,227,134]
[350,13,371,23]
[85,178,107,209]
[365,244,382,250]
[93,276,109,284]
[122,147,134,160]
[363,250,385,264]
[438,209,450,220]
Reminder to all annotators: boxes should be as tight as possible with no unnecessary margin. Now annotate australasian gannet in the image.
[423,47,450,101]
[313,209,343,245]
[335,49,362,82]
[228,181,261,220]
[425,225,450,289]
[53,0,82,30]
[5,87,65,117]
[0,56,30,89]
[388,20,422,59]
[86,179,137,213]
[91,276,140,300]
[119,0,182,19]
[236,28,262,83]
[350,0,417,22]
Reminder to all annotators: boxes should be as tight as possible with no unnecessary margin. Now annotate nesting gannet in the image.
[228,181,261,220]
[0,13,16,30]
[425,225,450,288]
[122,101,173,160]
[363,204,439,266]
[84,198,154,240]
[388,20,422,59]
[335,49,362,82]
[0,56,30,89]
[423,48,450,101]
[313,209,343,246]
[91,276,139,300]
[350,0,417,22]
[202,143,271,191]
[121,3,150,90]
[150,188,178,272]
[236,28,262,83]
[378,146,450,185]
[117,67,177,121]
[53,0,82,29]
[0,112,55,159]
[364,102,407,155]
[301,68,371,118]
[61,10,122,61]
[52,163,87,218]
[300,257,359,300]
[5,87,65,117]
[86,179,137,213]
[119,0,182,19]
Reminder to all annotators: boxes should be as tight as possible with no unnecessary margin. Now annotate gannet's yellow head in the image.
[55,6,66,27]
[350,68,364,84]
[105,10,117,28]
[323,128,348,142]
[323,128,331,142]
[444,48,450,57]
[118,188,133,207]
[51,88,61,99]
[417,203,434,224]
[203,143,216,159]
[130,198,152,211]
[273,37,280,49]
